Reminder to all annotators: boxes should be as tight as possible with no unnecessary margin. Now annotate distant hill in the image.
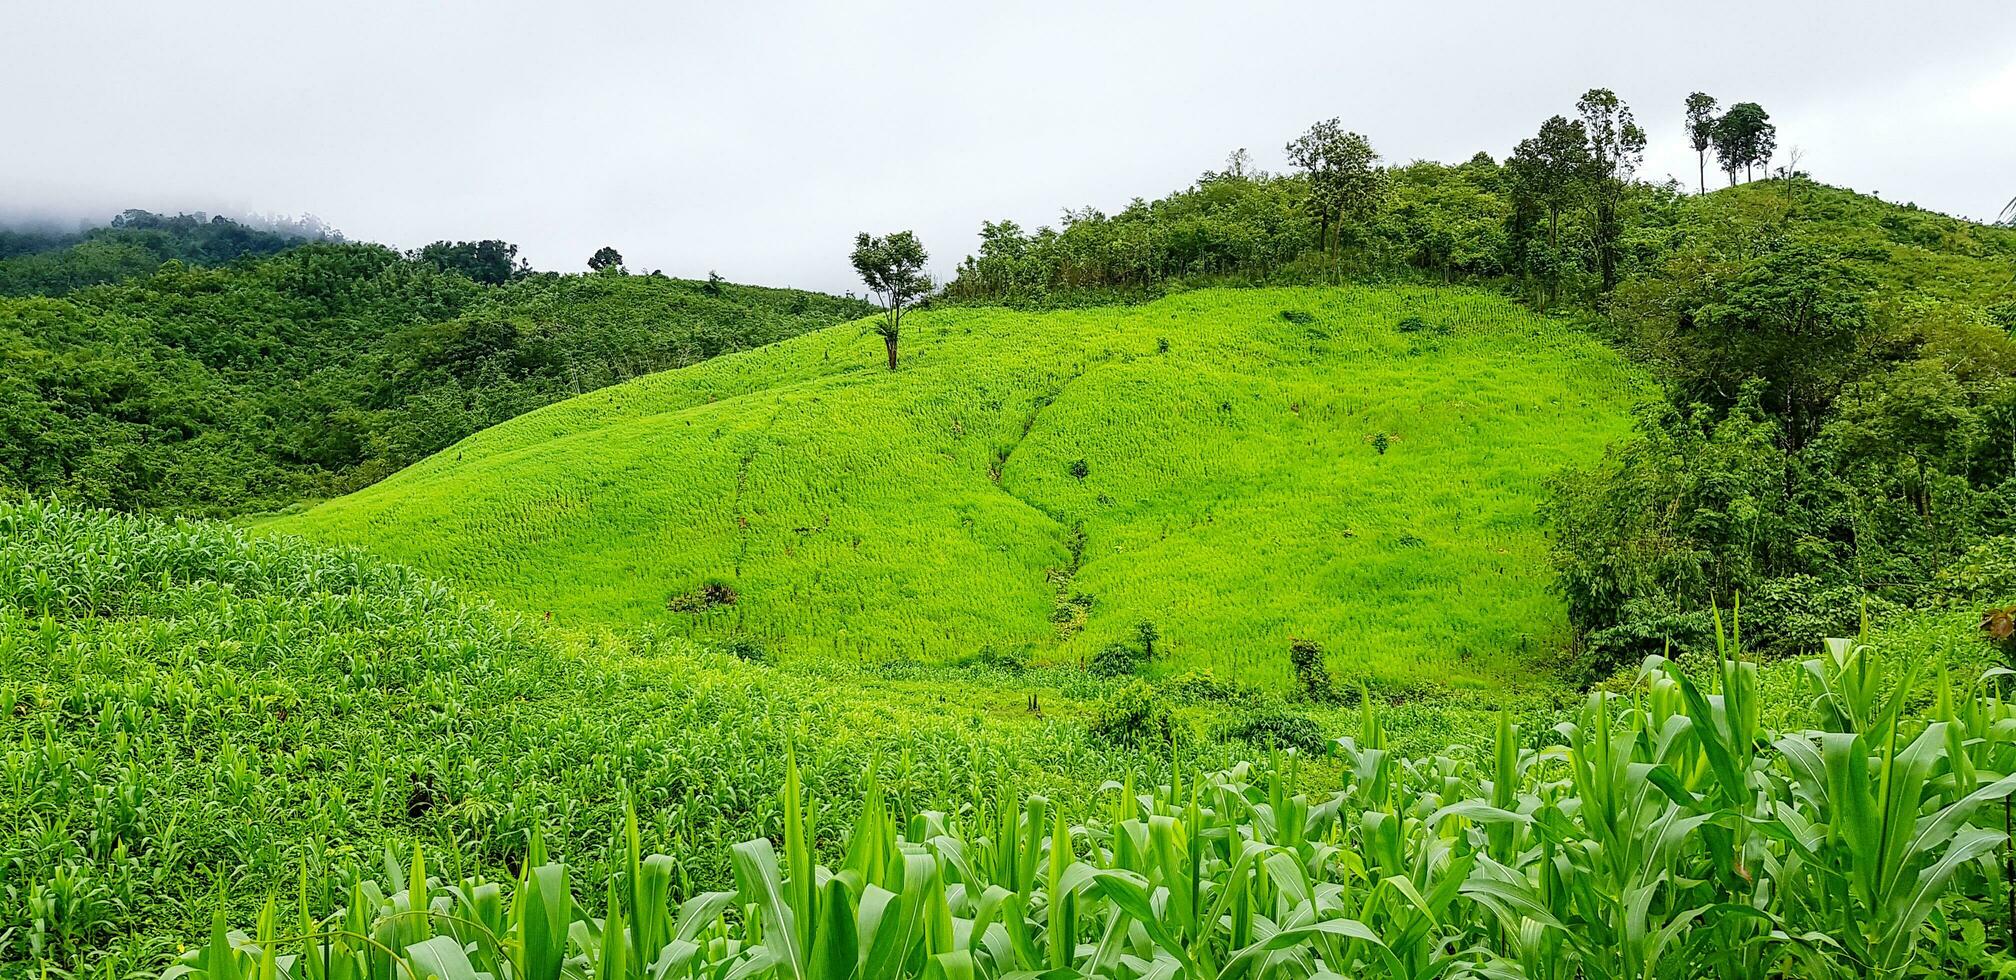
[273,285,1644,690]
[0,209,331,295]
[0,242,873,514]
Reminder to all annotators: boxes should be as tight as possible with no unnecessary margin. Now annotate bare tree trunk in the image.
[1698,153,1706,195]
[885,333,899,371]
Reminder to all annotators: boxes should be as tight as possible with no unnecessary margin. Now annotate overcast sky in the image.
[5,1,2013,293]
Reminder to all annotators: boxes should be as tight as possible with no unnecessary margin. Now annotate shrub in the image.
[1288,638,1335,702]
[1135,621,1159,658]
[1216,707,1327,754]
[1279,309,1315,324]
[1941,535,2016,603]
[667,577,738,613]
[1088,641,1145,678]
[962,643,1031,673]
[1087,680,1182,749]
[1069,458,1090,480]
[723,636,771,665]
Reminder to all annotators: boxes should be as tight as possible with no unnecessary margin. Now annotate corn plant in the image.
[161,626,2016,980]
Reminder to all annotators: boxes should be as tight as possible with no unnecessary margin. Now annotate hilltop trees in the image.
[1713,102,1777,183]
[1285,120,1388,271]
[1505,115,1589,304]
[850,230,932,370]
[1685,92,1719,194]
[414,239,529,284]
[587,246,625,272]
[1576,88,1646,292]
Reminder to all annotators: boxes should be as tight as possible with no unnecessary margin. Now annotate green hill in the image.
[0,245,871,514]
[274,285,1644,689]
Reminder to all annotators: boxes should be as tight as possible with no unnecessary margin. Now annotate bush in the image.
[1087,680,1183,750]
[1088,641,1146,678]
[1069,458,1090,480]
[723,636,772,665]
[1941,536,2016,603]
[961,643,1031,673]
[668,577,738,613]
[1288,638,1336,702]
[1216,707,1327,754]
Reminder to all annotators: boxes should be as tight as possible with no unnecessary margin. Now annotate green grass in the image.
[273,286,1644,691]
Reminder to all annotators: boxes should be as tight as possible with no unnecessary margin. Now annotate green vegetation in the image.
[0,499,1270,973]
[8,79,2016,980]
[168,614,2016,979]
[0,210,327,297]
[273,285,1642,690]
[0,241,871,514]
[1550,181,2016,674]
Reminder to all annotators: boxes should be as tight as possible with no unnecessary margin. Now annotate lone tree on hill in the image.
[587,246,624,273]
[1684,92,1718,194]
[850,231,931,371]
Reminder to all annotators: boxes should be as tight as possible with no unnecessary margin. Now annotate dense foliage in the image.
[170,620,2016,979]
[1550,182,2016,672]
[0,242,871,514]
[0,210,328,297]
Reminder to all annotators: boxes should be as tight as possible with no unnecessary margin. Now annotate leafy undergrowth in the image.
[274,285,1643,691]
[166,628,2016,979]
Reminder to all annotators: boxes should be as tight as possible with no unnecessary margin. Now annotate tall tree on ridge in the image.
[1508,115,1590,250]
[587,246,624,273]
[1714,102,1775,183]
[850,231,932,371]
[1684,92,1719,195]
[1576,88,1645,292]
[1286,120,1387,271]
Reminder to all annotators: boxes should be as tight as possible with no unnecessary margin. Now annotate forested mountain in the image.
[0,209,332,296]
[0,232,872,514]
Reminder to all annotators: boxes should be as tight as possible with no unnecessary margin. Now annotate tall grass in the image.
[166,621,2016,979]
[276,286,1645,690]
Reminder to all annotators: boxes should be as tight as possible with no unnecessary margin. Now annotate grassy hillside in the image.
[276,285,1644,690]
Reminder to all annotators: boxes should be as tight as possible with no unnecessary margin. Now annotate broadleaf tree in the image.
[1713,102,1776,184]
[1684,92,1719,195]
[850,231,932,371]
[1285,120,1388,270]
[1576,88,1646,292]
[587,246,625,273]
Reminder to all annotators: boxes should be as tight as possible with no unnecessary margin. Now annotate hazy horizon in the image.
[6,1,2013,293]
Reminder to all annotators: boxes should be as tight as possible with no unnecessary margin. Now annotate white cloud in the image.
[4,0,2013,291]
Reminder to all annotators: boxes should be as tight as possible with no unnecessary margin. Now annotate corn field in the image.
[171,627,2016,979]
